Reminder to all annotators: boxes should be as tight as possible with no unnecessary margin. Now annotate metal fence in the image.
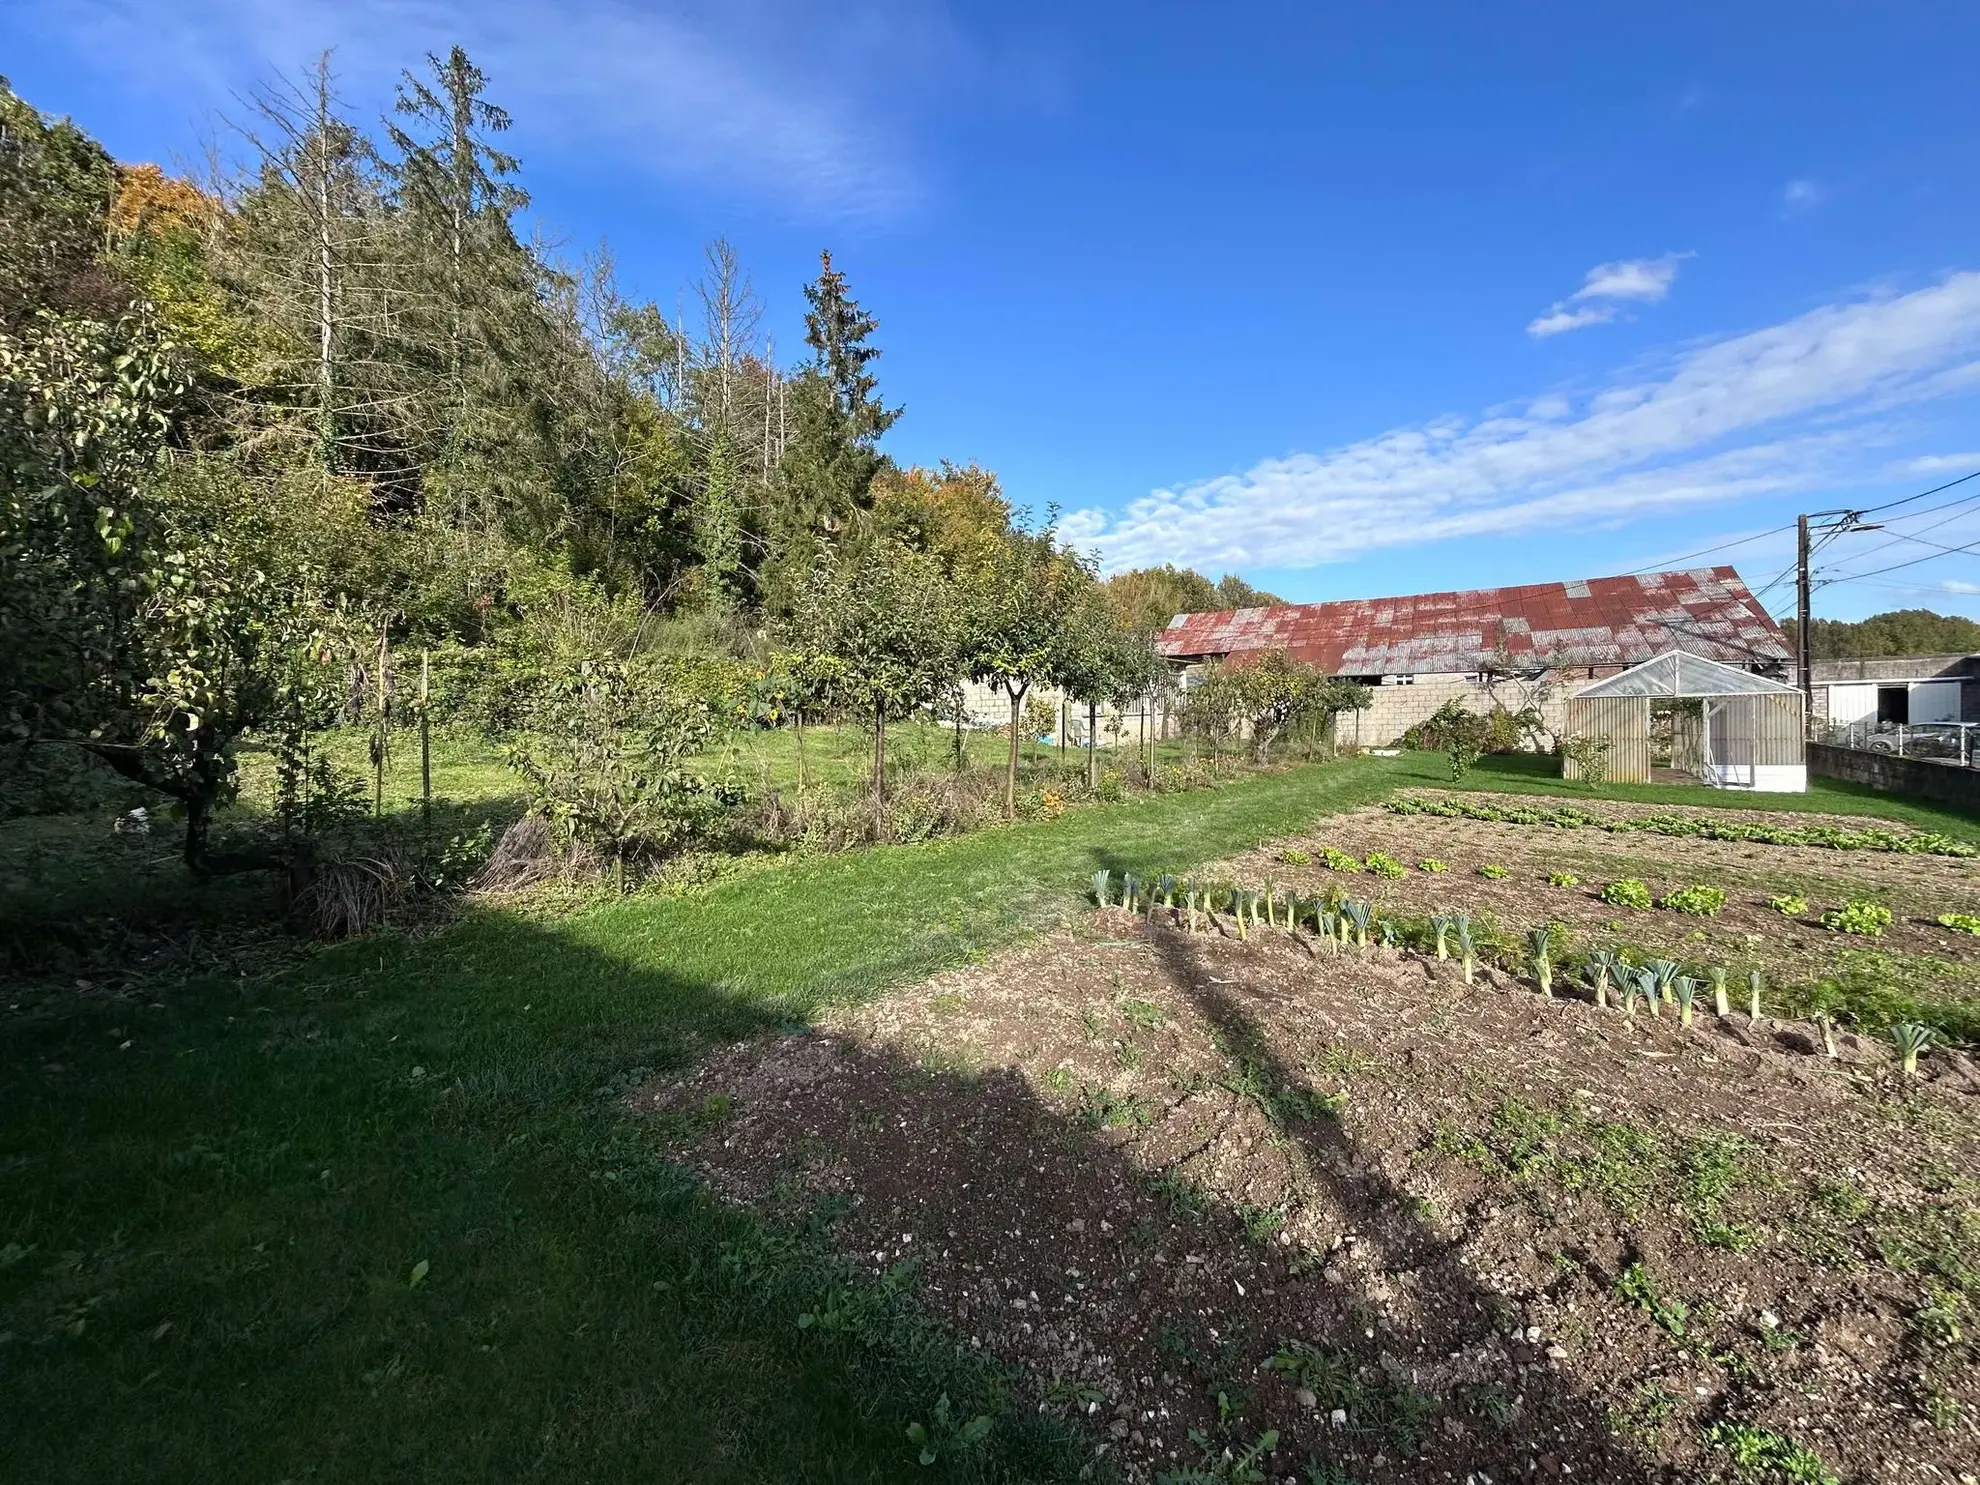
[1817,719,1980,768]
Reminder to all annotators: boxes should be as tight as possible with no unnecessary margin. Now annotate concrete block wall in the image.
[1345,673,1571,749]
[1808,742,1980,813]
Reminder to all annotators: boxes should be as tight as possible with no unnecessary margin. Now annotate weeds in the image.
[1617,1261,1689,1338]
[1701,1422,1839,1485]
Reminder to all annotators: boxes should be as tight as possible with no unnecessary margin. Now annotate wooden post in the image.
[419,648,432,835]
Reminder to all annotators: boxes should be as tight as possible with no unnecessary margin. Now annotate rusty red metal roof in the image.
[1156,567,1791,675]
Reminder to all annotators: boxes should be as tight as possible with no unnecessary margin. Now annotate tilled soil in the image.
[1222,793,1980,994]
[640,907,1980,1484]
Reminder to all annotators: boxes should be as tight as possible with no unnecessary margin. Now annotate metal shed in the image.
[1563,651,1805,792]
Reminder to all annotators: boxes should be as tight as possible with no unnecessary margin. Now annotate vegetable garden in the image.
[650,783,1980,1484]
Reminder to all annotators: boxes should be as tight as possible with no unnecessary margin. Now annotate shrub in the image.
[1417,857,1448,873]
[1660,884,1726,916]
[1364,852,1407,879]
[1938,911,1980,935]
[1770,894,1810,917]
[1320,846,1364,873]
[1279,847,1313,867]
[1601,878,1652,910]
[1547,870,1579,887]
[1559,733,1611,787]
[1822,900,1893,937]
[1477,863,1510,880]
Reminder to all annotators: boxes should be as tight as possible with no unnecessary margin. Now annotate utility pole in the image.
[1794,509,1882,739]
[1796,513,1813,734]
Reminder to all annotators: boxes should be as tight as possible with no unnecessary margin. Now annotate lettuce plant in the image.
[1601,878,1652,910]
[1547,870,1579,887]
[1822,900,1893,937]
[1770,894,1809,917]
[1478,863,1510,880]
[1659,885,1726,916]
[1279,847,1313,867]
[1364,852,1406,879]
[1417,858,1448,873]
[1939,911,1980,935]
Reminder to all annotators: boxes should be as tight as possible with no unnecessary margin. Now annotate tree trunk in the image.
[1006,682,1026,818]
[1087,700,1098,789]
[873,701,887,803]
[952,697,964,773]
[795,708,807,804]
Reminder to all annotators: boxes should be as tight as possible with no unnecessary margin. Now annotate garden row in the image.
[1088,869,1950,1068]
[1384,793,1980,857]
[1285,844,1980,937]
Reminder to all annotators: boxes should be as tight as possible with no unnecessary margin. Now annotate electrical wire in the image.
[1853,466,1980,516]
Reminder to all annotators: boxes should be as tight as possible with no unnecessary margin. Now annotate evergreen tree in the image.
[769,250,900,606]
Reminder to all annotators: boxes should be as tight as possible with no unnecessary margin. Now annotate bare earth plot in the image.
[640,797,1980,1485]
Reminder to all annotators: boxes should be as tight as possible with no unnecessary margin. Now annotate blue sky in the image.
[7,0,1980,621]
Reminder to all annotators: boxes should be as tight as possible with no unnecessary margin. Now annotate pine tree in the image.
[769,251,900,604]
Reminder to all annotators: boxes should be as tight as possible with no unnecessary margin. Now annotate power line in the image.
[1818,488,1980,573]
[1854,466,1980,516]
[1816,533,1980,586]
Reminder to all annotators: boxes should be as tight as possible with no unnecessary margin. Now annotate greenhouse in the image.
[1563,650,1805,791]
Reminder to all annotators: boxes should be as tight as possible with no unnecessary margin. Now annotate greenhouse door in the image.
[1703,699,1754,788]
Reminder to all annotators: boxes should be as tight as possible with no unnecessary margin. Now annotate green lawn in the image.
[8,744,1974,1484]
[1,756,1397,1485]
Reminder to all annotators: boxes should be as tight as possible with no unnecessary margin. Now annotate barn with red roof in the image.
[1158,566,1792,747]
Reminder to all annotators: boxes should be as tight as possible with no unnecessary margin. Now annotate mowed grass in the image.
[0,756,1397,1485]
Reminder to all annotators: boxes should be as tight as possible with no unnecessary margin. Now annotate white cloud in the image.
[1782,178,1825,213]
[18,0,955,218]
[1527,304,1617,338]
[1067,273,1980,576]
[1574,255,1686,303]
[1899,451,1980,476]
[1526,252,1689,337]
[1945,580,1980,595]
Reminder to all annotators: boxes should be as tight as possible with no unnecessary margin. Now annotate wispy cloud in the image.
[19,0,955,218]
[1782,178,1825,214]
[1064,273,1980,575]
[1527,252,1688,337]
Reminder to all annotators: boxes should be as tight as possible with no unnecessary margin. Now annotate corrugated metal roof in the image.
[1156,567,1791,675]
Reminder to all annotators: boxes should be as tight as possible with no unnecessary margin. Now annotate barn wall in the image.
[1346,672,1572,748]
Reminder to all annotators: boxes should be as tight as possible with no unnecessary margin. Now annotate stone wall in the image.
[1807,742,1980,813]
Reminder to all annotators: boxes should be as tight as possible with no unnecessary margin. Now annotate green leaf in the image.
[408,1259,429,1289]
